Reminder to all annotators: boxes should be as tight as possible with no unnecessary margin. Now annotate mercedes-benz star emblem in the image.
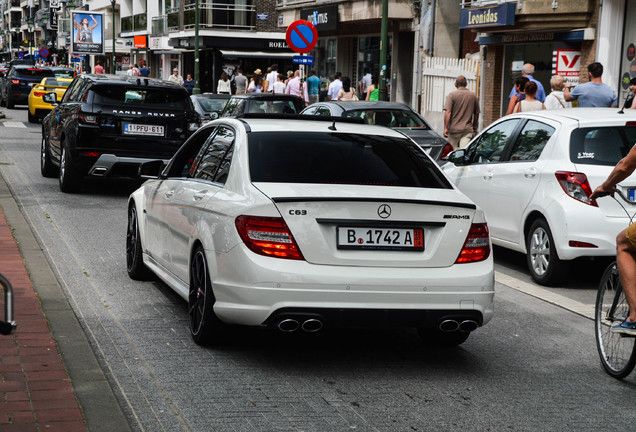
[378,204,391,218]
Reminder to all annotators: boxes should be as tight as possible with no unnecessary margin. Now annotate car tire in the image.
[58,143,81,193]
[526,218,568,286]
[126,205,154,281]
[28,110,38,124]
[40,135,57,178]
[417,328,470,346]
[0,92,5,107]
[6,94,14,109]
[189,246,225,345]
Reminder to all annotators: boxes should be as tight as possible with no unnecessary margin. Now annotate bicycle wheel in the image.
[595,261,636,379]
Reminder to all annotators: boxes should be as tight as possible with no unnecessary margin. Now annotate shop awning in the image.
[220,50,295,59]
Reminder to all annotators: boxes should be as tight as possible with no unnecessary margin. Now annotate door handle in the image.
[164,190,174,199]
[524,168,537,179]
[193,191,207,201]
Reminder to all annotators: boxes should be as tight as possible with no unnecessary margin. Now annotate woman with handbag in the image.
[338,77,358,101]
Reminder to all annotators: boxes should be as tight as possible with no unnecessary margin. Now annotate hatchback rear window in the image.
[14,68,55,78]
[248,131,451,188]
[570,126,636,166]
[342,109,429,129]
[91,86,190,110]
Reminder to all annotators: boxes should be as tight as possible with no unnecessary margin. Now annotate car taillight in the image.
[554,171,598,207]
[455,223,490,263]
[235,215,304,260]
[440,142,454,160]
[34,92,45,97]
[11,79,19,84]
[78,114,98,124]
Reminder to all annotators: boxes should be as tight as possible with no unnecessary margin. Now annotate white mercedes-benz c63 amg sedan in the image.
[126,114,494,346]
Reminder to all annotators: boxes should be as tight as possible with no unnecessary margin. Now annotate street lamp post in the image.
[111,0,116,74]
[193,0,201,94]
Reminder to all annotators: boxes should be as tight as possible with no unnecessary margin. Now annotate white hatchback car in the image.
[127,114,494,346]
[442,108,636,286]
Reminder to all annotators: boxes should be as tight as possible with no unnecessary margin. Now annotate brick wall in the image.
[482,44,504,128]
[255,0,283,33]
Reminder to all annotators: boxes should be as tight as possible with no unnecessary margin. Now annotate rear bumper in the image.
[209,245,495,329]
[87,154,170,177]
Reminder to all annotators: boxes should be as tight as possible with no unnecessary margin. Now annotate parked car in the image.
[0,65,55,108]
[441,108,636,285]
[301,101,453,163]
[27,77,73,123]
[40,74,200,193]
[190,93,230,123]
[220,93,305,117]
[127,114,494,346]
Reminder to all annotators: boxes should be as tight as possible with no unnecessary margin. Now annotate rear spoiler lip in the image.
[270,196,476,210]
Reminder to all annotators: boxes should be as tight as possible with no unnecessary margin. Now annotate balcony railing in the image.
[151,15,168,35]
[182,0,255,31]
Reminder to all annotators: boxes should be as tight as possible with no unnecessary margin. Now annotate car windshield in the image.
[41,79,71,88]
[92,86,191,110]
[247,100,301,114]
[570,126,636,166]
[342,109,429,129]
[15,68,55,78]
[196,98,227,113]
[248,131,450,188]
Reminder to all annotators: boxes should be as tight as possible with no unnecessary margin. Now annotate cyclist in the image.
[591,144,636,334]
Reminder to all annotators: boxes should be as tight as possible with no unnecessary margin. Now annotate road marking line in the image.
[3,122,26,128]
[495,271,595,320]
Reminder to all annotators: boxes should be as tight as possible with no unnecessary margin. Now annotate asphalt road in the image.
[1,105,635,431]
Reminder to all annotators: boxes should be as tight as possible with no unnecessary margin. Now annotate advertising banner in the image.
[554,49,581,86]
[71,10,104,54]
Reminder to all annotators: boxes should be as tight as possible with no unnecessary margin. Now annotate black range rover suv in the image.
[41,74,201,192]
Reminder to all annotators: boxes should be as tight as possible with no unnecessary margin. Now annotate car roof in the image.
[77,73,186,89]
[506,107,636,124]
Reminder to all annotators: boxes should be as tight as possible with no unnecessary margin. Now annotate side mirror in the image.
[42,92,57,105]
[447,149,467,165]
[138,160,165,179]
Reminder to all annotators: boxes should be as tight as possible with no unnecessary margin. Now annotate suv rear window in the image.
[14,68,55,78]
[570,126,636,166]
[248,131,451,188]
[91,86,190,110]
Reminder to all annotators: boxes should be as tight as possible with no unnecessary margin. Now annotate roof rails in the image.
[237,113,364,124]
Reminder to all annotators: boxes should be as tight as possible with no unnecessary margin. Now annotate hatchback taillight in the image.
[554,171,598,207]
[11,79,19,84]
[235,216,304,260]
[455,223,490,263]
[440,142,454,160]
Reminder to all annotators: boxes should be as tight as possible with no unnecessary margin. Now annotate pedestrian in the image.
[217,71,231,94]
[93,61,104,74]
[284,70,294,86]
[505,76,529,115]
[513,81,545,113]
[443,75,480,149]
[543,75,572,110]
[168,68,184,86]
[337,77,358,101]
[358,68,372,100]
[564,62,617,107]
[184,74,195,94]
[365,75,379,101]
[234,69,248,94]
[327,72,342,101]
[247,69,263,93]
[264,64,278,93]
[285,70,303,97]
[271,73,286,94]
[306,69,321,105]
[625,78,636,110]
[508,63,546,103]
[139,63,150,77]
[126,64,137,77]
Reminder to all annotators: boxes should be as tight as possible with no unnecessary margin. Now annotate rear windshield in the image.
[91,86,190,110]
[14,68,55,78]
[248,131,451,188]
[247,99,301,114]
[342,109,429,129]
[196,98,228,113]
[570,126,636,166]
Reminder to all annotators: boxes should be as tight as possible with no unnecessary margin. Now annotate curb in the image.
[0,170,131,432]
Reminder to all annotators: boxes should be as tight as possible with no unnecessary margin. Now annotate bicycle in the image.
[595,188,636,379]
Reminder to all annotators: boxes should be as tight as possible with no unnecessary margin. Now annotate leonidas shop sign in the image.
[460,3,515,29]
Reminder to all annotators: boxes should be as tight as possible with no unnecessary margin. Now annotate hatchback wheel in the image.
[526,218,568,286]
[126,205,153,281]
[59,143,81,193]
[40,136,57,178]
[189,246,224,345]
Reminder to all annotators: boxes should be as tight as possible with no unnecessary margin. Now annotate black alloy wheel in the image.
[40,135,57,178]
[58,143,81,193]
[188,246,224,345]
[126,205,153,281]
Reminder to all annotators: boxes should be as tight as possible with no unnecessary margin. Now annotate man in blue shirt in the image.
[306,69,321,105]
[564,62,617,107]
[509,63,546,102]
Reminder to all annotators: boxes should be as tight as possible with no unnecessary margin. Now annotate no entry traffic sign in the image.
[285,20,318,54]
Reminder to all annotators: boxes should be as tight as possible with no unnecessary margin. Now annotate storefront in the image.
[618,0,636,105]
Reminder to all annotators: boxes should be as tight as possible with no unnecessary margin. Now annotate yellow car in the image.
[28,77,73,123]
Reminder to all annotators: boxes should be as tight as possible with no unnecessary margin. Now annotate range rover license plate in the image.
[337,227,424,251]
[123,123,165,136]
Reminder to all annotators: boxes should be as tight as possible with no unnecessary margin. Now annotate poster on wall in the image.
[71,10,104,55]
[554,49,581,86]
